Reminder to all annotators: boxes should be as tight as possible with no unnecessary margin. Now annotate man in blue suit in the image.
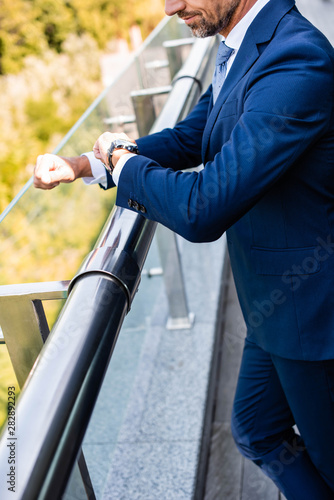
[34,0,334,497]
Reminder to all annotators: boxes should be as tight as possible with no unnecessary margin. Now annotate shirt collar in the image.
[224,0,271,50]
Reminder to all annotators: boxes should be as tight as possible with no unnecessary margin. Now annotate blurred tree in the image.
[25,93,66,143]
[0,0,164,205]
[133,0,165,37]
[70,0,134,47]
[0,0,46,74]
[33,0,76,52]
[0,0,164,74]
[0,32,102,210]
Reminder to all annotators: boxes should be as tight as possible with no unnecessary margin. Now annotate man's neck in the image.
[221,0,259,37]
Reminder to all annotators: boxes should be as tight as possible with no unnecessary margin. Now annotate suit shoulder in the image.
[246,16,333,123]
[277,7,334,60]
[256,12,334,82]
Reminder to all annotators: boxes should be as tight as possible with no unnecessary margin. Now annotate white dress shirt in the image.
[83,0,270,187]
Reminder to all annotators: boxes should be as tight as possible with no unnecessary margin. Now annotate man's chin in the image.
[188,23,209,38]
[187,20,223,38]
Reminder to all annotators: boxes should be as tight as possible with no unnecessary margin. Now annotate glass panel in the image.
[0,16,191,286]
[0,183,115,285]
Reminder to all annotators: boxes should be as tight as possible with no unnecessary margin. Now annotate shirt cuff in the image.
[81,152,107,188]
[112,153,137,186]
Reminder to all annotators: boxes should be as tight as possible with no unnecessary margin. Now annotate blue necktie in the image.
[212,41,234,104]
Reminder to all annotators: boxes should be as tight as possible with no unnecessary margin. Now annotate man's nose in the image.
[165,0,187,16]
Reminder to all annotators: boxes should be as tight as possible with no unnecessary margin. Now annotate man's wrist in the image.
[111,149,133,168]
[67,155,92,179]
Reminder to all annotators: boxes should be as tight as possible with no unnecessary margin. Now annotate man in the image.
[34,0,334,497]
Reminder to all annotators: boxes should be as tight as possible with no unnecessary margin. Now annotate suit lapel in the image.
[201,0,296,161]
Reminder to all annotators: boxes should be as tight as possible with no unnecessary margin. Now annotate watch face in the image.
[112,139,139,154]
[107,139,139,172]
[114,139,128,149]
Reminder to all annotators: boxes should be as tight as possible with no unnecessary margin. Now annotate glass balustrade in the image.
[0,15,194,430]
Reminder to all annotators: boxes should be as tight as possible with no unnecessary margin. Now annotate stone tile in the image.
[102,441,198,500]
[115,322,216,443]
[84,327,148,445]
[203,273,282,500]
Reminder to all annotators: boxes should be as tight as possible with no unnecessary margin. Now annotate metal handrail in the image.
[0,36,217,500]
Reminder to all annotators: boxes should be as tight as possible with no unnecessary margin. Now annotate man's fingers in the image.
[93,132,135,164]
[33,154,74,189]
[93,132,112,163]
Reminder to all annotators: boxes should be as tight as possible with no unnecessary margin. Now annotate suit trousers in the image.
[231,338,334,499]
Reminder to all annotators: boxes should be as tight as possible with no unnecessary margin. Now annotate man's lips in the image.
[183,14,198,24]
[178,11,201,24]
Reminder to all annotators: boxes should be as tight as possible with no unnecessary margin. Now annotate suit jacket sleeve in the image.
[115,40,334,243]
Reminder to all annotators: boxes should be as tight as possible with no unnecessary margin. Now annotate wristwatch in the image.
[106,139,139,174]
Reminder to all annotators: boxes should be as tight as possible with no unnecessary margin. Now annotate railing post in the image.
[131,86,171,137]
[130,38,217,330]
[0,281,69,387]
[156,226,194,329]
[163,38,195,79]
[130,81,194,329]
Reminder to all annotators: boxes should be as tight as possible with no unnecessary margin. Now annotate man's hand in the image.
[93,132,136,168]
[34,154,92,190]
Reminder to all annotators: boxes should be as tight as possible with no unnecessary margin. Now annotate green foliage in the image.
[0,0,46,74]
[33,0,76,52]
[0,0,164,75]
[0,32,103,212]
[25,93,66,143]
[0,0,164,206]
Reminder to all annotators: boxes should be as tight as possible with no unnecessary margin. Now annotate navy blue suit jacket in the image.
[106,0,334,360]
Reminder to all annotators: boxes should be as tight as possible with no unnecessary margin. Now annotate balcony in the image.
[0,1,333,499]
